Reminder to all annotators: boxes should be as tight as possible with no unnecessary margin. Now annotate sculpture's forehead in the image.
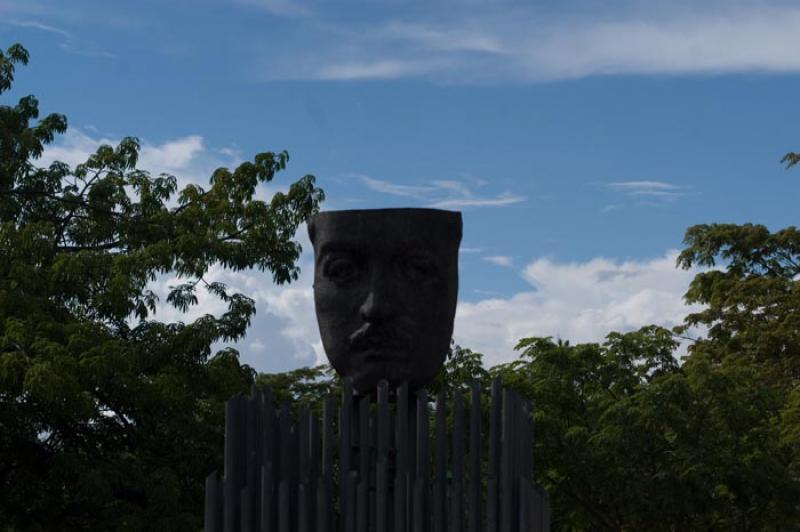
[310,211,460,253]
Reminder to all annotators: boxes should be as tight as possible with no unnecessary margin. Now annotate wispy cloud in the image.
[456,251,702,366]
[8,19,70,38]
[40,129,241,197]
[483,255,514,267]
[357,175,438,197]
[523,6,800,81]
[381,22,507,54]
[138,135,205,172]
[252,2,800,83]
[4,18,113,58]
[233,0,312,17]
[428,194,525,209]
[316,59,439,81]
[460,247,484,254]
[209,248,702,371]
[606,180,689,198]
[42,129,205,174]
[356,174,525,209]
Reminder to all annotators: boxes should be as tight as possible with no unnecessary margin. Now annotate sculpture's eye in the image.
[323,256,360,284]
[397,254,438,281]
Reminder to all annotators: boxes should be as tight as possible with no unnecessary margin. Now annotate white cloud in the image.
[40,128,219,191]
[460,247,484,254]
[8,19,71,38]
[42,129,203,171]
[522,7,800,80]
[255,3,800,83]
[4,17,114,58]
[606,180,689,198]
[246,261,325,365]
[233,0,312,17]
[169,248,702,374]
[431,180,473,197]
[237,249,699,371]
[41,130,302,212]
[249,338,267,352]
[357,174,438,198]
[40,128,117,169]
[41,128,319,370]
[145,251,323,370]
[219,146,242,159]
[454,250,701,367]
[381,22,507,54]
[137,135,205,173]
[37,134,702,375]
[147,267,232,326]
[483,255,514,267]
[428,194,525,209]
[356,173,525,210]
[316,59,438,81]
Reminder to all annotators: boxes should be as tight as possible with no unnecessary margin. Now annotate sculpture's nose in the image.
[359,272,397,323]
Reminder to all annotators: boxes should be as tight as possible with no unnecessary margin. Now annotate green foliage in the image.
[675,222,800,529]
[678,223,800,380]
[245,220,800,530]
[427,343,490,396]
[255,365,340,407]
[0,43,323,530]
[485,323,799,530]
[259,344,491,406]
[482,222,800,530]
[490,328,683,530]
[4,38,800,530]
[781,151,800,169]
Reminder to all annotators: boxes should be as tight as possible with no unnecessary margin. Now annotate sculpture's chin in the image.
[325,342,449,393]
[349,359,414,394]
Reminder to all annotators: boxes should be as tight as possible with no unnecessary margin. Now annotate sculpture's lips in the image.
[348,325,411,358]
[360,349,405,365]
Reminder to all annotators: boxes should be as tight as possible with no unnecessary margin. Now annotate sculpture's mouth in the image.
[348,325,411,360]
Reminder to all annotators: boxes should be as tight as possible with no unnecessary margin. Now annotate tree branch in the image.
[57,167,106,246]
[1,188,123,218]
[56,241,124,252]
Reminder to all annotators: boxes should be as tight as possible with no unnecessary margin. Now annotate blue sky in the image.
[2,0,799,370]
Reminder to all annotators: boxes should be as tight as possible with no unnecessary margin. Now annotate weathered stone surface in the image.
[307,208,461,392]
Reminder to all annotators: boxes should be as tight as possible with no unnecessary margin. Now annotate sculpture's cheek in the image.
[314,283,364,319]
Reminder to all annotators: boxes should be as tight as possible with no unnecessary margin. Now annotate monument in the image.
[204,208,550,532]
[307,208,461,393]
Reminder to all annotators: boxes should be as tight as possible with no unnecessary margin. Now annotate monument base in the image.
[204,379,551,532]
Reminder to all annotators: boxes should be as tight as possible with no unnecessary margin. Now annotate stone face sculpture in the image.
[209,211,552,531]
[307,208,462,393]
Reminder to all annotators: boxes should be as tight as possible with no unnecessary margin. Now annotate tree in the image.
[781,150,800,169]
[676,222,800,528]
[0,43,324,530]
[485,220,800,530]
[491,327,693,530]
[255,365,340,407]
[428,343,490,396]
[250,220,800,529]
[678,223,800,383]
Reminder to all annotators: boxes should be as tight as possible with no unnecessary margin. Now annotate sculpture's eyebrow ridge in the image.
[317,241,362,259]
